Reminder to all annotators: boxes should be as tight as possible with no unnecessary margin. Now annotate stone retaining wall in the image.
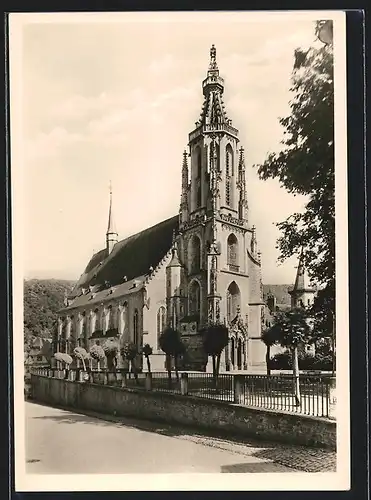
[30,374,336,450]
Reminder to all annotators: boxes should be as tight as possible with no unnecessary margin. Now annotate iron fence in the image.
[30,368,333,418]
[239,374,331,418]
[150,371,182,394]
[187,372,234,402]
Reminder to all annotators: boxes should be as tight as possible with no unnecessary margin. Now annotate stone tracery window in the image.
[227,233,239,271]
[226,281,241,322]
[188,235,201,274]
[225,144,234,207]
[133,309,139,346]
[189,280,201,316]
[157,306,166,349]
[91,308,99,333]
[196,146,202,178]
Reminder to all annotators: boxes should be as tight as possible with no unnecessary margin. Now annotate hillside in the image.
[24,279,75,351]
[262,284,293,306]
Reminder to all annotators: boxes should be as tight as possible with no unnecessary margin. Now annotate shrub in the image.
[54,352,73,366]
[142,343,153,373]
[202,323,229,386]
[89,344,105,361]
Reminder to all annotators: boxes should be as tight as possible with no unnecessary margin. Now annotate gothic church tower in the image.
[174,45,265,371]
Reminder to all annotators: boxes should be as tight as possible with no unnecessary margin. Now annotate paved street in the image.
[25,402,335,474]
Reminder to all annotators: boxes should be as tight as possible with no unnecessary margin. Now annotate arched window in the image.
[100,309,105,332]
[189,281,201,316]
[108,305,114,330]
[188,235,201,273]
[225,144,234,207]
[91,308,99,334]
[133,309,139,346]
[226,281,241,322]
[196,147,202,178]
[215,142,220,172]
[118,302,128,335]
[69,316,75,350]
[79,312,86,346]
[157,306,166,349]
[227,234,239,271]
[226,144,234,176]
[231,338,235,366]
[197,184,202,208]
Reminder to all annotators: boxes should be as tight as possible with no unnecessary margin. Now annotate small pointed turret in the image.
[237,147,248,220]
[106,181,118,254]
[168,243,182,268]
[251,225,258,257]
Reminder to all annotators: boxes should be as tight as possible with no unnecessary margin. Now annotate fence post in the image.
[145,372,152,391]
[233,374,244,404]
[328,377,336,419]
[180,372,188,395]
[121,372,127,388]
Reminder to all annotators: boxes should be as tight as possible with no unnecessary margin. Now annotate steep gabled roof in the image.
[70,215,179,299]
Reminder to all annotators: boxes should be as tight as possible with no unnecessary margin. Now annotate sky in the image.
[17,12,321,284]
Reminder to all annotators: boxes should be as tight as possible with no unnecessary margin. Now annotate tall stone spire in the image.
[106,181,118,254]
[197,45,231,128]
[179,150,189,224]
[293,248,312,293]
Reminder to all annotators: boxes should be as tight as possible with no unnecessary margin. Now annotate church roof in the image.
[68,215,179,302]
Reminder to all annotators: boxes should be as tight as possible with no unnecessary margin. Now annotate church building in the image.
[54,45,266,372]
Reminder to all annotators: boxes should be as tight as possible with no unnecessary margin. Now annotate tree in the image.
[89,343,105,370]
[103,339,118,371]
[255,21,334,335]
[73,347,89,372]
[261,323,281,376]
[270,308,312,404]
[159,327,185,385]
[142,344,153,374]
[54,352,73,377]
[202,323,229,389]
[120,342,139,382]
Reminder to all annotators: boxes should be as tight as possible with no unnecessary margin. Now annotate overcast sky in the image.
[17,12,322,284]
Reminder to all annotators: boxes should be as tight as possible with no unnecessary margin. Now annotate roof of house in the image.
[68,214,179,304]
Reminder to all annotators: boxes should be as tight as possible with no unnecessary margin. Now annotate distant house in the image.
[25,337,52,366]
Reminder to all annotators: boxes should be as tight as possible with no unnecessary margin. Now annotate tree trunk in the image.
[146,355,151,374]
[212,355,217,388]
[266,345,271,376]
[292,346,300,406]
[131,358,138,383]
[165,354,172,388]
[215,353,221,392]
[174,355,179,382]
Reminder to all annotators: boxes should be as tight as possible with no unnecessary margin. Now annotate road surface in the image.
[25,402,334,474]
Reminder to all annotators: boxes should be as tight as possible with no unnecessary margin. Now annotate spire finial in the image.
[106,180,118,253]
[209,44,218,72]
